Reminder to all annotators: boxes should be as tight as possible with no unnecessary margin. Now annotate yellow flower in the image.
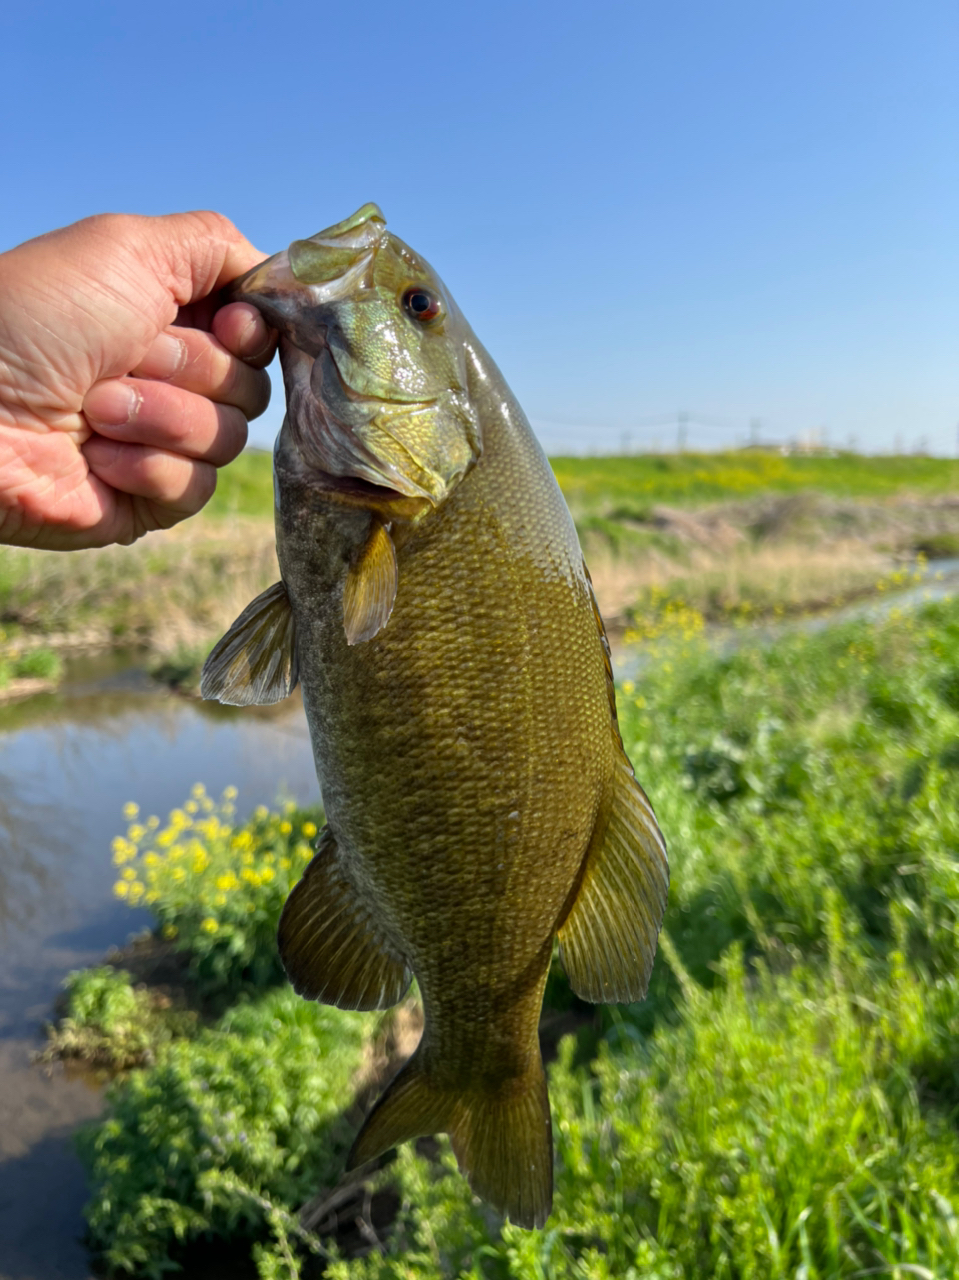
[254,805,269,821]
[143,852,160,868]
[296,843,312,861]
[241,868,261,886]
[279,857,291,871]
[279,820,292,835]
[113,881,129,899]
[145,890,159,904]
[222,785,238,801]
[191,783,207,799]
[301,821,317,838]
[200,917,219,934]
[172,866,186,884]
[128,883,144,903]
[146,815,160,831]
[161,923,178,940]
[261,867,275,884]
[621,680,635,695]
[216,873,238,892]
[122,866,137,882]
[122,802,139,820]
[127,823,145,843]
[184,800,198,815]
[214,893,227,907]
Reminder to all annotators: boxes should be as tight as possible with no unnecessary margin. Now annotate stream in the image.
[1,558,957,1279]
[0,655,318,1280]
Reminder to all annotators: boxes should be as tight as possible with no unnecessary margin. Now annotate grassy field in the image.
[39,587,959,1277]
[2,451,958,671]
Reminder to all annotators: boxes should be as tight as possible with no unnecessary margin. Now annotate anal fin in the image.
[278,828,411,1011]
[200,581,298,706]
[343,519,398,645]
[558,752,669,1004]
[348,1047,553,1229]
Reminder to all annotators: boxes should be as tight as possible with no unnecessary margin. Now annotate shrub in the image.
[111,788,322,997]
[78,986,371,1278]
[37,967,177,1070]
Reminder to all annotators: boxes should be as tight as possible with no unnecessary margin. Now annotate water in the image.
[613,557,959,680]
[0,655,317,1280]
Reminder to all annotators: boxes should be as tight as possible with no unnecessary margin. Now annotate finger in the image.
[82,437,217,518]
[82,378,249,466]
[211,302,278,369]
[129,326,271,419]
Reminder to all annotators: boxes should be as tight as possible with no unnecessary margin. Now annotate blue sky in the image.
[2,1,956,455]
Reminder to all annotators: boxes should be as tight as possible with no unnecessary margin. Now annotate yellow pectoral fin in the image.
[200,581,298,706]
[558,752,669,1004]
[343,520,398,645]
[278,827,411,1011]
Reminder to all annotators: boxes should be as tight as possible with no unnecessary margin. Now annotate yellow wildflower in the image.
[184,800,198,815]
[128,883,144,903]
[122,802,139,820]
[254,805,269,821]
[127,823,145,843]
[280,857,291,870]
[301,821,317,838]
[216,873,238,892]
[143,852,160,868]
[122,866,137,882]
[223,785,238,801]
[261,867,275,884]
[145,890,159,904]
[214,893,227,907]
[146,815,160,831]
[296,843,312,861]
[172,866,186,884]
[161,923,178,940]
[200,917,219,934]
[279,820,292,835]
[113,881,129,899]
[191,783,207,799]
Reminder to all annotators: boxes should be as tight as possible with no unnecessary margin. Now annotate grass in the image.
[50,585,959,1278]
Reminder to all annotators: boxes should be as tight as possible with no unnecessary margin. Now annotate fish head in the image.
[228,203,481,509]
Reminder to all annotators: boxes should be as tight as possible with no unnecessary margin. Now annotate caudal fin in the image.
[347,1049,553,1229]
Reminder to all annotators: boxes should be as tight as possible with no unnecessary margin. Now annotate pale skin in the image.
[0,210,277,550]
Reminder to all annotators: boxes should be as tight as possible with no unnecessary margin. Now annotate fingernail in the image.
[135,331,187,381]
[84,380,140,428]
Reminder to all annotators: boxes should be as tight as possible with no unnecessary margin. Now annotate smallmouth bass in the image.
[202,204,668,1228]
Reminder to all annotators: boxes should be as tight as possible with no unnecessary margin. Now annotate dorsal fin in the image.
[200,581,298,706]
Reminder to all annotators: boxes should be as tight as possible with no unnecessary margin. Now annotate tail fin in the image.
[347,1049,553,1229]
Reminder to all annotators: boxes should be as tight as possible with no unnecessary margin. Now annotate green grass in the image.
[69,593,959,1278]
[202,449,959,527]
[552,451,959,517]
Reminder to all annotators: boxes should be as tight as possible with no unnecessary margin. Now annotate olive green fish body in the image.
[203,206,668,1228]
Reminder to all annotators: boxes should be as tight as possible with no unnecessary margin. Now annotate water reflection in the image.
[0,655,318,1280]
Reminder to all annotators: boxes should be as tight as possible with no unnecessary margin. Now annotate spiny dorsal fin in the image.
[200,581,298,706]
[278,827,411,1011]
[558,752,669,1004]
[343,520,398,645]
[348,1047,553,1229]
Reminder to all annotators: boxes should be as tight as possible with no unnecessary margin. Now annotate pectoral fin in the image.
[200,581,298,706]
[279,827,412,1011]
[343,520,398,645]
[558,752,669,1004]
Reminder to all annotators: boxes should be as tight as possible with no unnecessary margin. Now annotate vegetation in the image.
[60,586,959,1277]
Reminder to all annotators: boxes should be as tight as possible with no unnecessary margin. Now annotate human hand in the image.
[0,211,276,549]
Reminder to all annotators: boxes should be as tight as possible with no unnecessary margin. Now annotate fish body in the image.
[203,206,668,1228]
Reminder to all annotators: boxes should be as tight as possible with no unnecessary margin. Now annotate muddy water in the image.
[0,655,317,1280]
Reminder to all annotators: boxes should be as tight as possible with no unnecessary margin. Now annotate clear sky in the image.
[2,1,956,455]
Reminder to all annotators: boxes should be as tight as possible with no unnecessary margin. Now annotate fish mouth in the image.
[280,335,448,504]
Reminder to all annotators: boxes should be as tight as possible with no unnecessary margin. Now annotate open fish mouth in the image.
[228,203,481,510]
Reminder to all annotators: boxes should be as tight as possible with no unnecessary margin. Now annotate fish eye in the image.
[401,286,443,324]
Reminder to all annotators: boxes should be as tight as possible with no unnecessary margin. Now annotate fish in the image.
[201,203,668,1229]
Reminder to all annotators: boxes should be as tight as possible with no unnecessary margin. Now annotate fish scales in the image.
[202,204,669,1228]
